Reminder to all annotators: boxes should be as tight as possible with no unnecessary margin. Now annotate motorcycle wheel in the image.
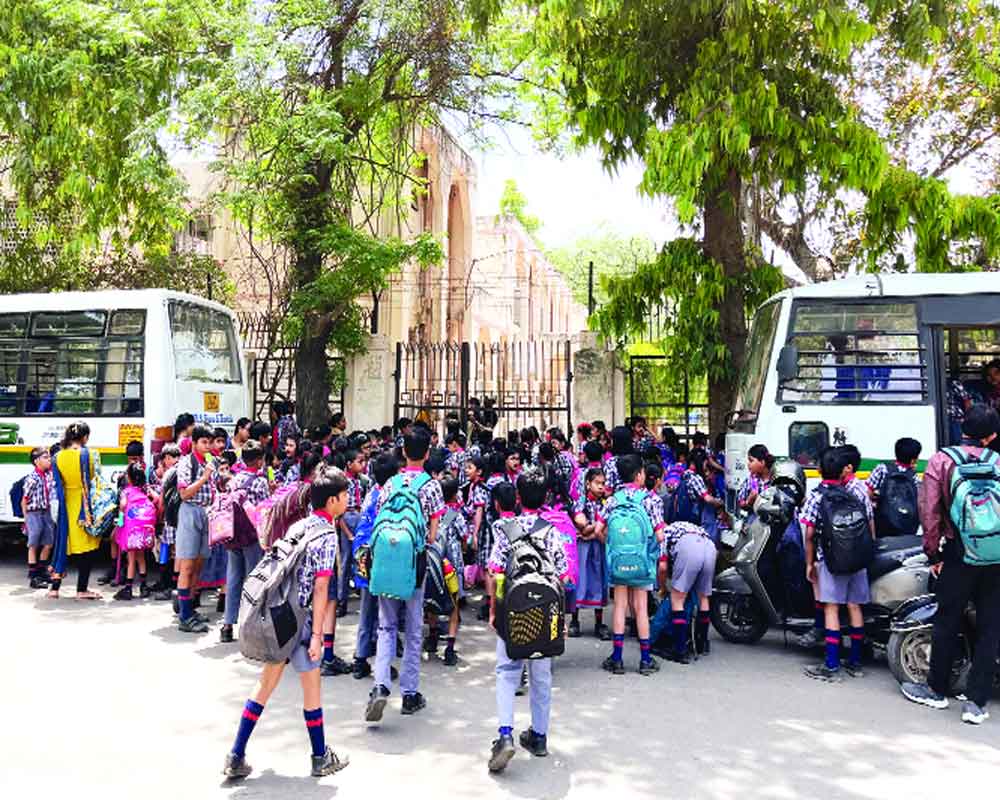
[887,629,971,696]
[709,593,769,644]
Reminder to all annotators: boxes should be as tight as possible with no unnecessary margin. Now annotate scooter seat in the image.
[868,535,924,581]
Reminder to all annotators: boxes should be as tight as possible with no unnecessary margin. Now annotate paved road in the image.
[2,555,997,799]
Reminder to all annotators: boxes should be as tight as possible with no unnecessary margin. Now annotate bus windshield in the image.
[169,302,241,383]
[732,301,781,424]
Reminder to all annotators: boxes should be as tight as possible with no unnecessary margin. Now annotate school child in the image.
[657,427,678,470]
[336,449,368,617]
[800,447,875,682]
[946,378,973,445]
[596,454,666,675]
[22,446,55,588]
[212,427,230,456]
[867,437,922,537]
[631,415,654,454]
[351,454,399,679]
[446,433,469,487]
[487,468,569,774]
[549,432,576,498]
[738,445,775,513]
[653,521,717,662]
[100,440,147,587]
[152,444,182,599]
[573,440,605,503]
[277,436,302,483]
[570,468,609,639]
[112,463,157,601]
[602,426,634,496]
[365,430,445,723]
[222,470,351,781]
[427,478,467,666]
[220,443,270,643]
[175,426,218,633]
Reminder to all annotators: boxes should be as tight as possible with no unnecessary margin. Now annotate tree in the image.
[498,178,540,234]
[2,1,509,426]
[471,1,1000,433]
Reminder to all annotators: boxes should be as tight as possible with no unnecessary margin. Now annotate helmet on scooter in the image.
[770,459,806,507]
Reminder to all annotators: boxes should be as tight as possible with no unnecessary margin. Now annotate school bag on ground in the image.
[605,490,657,586]
[817,485,874,574]
[875,462,919,536]
[82,450,119,540]
[238,517,334,663]
[369,473,431,600]
[944,447,1000,566]
[495,518,565,660]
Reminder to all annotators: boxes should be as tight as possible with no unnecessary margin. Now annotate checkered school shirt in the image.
[346,473,369,512]
[947,379,971,422]
[447,448,469,486]
[603,456,621,493]
[176,454,215,507]
[487,513,569,579]
[634,433,656,454]
[295,513,339,608]
[233,469,270,506]
[737,475,771,507]
[551,450,575,488]
[376,467,446,522]
[23,468,54,512]
[865,463,920,497]
[660,521,711,561]
[598,484,667,531]
[572,494,604,525]
[463,479,489,520]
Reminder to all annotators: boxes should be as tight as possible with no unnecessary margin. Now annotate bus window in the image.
[31,310,106,338]
[169,302,241,383]
[101,341,144,415]
[789,421,829,467]
[25,342,102,414]
[731,301,781,431]
[780,302,926,404]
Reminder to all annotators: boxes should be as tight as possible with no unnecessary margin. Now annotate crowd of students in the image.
[17,404,1000,781]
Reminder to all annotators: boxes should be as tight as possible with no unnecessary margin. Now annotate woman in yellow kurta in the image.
[49,422,100,599]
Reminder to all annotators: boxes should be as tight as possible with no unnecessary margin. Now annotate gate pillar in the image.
[571,332,620,428]
[343,334,393,432]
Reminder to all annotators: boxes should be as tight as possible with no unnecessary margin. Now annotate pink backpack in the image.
[208,492,237,548]
[250,482,305,547]
[540,505,579,588]
[118,486,156,551]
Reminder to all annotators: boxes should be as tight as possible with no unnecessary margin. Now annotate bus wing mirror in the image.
[776,344,798,383]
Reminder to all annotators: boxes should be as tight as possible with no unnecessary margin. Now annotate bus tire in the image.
[710,593,769,644]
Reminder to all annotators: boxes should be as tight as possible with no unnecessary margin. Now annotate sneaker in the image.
[113,585,133,601]
[154,588,174,602]
[602,656,625,675]
[900,682,949,710]
[595,623,611,641]
[514,666,528,695]
[638,657,660,676]
[352,659,372,680]
[178,617,209,634]
[567,620,581,638]
[311,746,349,777]
[961,700,990,725]
[796,628,823,649]
[222,752,253,780]
[519,728,548,757]
[219,624,234,643]
[443,648,458,667]
[488,735,515,773]
[138,583,151,599]
[804,663,843,683]
[843,663,865,679]
[321,655,353,677]
[365,685,390,722]
[336,603,348,618]
[401,692,426,715]
[695,635,711,656]
[29,575,50,589]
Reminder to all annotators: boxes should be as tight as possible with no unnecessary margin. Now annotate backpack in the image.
[672,472,701,525]
[238,517,334,663]
[162,458,195,529]
[352,486,381,590]
[82,450,119,540]
[252,482,304,547]
[875,463,919,536]
[119,487,156,551]
[423,535,455,617]
[944,447,1000,566]
[540,505,579,588]
[604,489,657,586]
[495,518,566,660]
[9,474,27,518]
[817,485,874,575]
[369,473,431,600]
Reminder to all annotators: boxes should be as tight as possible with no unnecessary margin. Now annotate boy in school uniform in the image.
[222,470,351,780]
[487,468,569,774]
[800,447,875,682]
[365,430,445,723]
[866,437,922,537]
[23,446,56,589]
[175,425,217,633]
[446,433,469,488]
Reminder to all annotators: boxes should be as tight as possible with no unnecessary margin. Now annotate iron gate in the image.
[394,339,572,435]
[628,355,709,442]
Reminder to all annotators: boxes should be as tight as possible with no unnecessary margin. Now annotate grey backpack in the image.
[238,516,334,663]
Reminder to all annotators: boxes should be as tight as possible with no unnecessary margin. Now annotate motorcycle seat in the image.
[868,536,924,581]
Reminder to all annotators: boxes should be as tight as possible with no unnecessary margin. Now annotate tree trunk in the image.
[293,247,333,429]
[703,169,748,438]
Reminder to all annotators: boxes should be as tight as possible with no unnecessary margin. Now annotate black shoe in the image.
[477,604,490,621]
[665,650,691,665]
[595,623,611,641]
[97,570,115,586]
[154,588,173,602]
[178,617,209,634]
[219,624,234,643]
[321,655,353,677]
[602,656,625,675]
[336,603,348,618]
[519,728,548,757]
[443,648,458,667]
[695,635,711,656]
[172,592,180,614]
[803,663,843,683]
[488,735,515,773]
[424,634,439,655]
[29,576,50,589]
[216,593,226,613]
[138,583,151,599]
[401,692,426,715]
[567,620,581,638]
[638,657,660,675]
[365,685,390,722]
[113,585,134,601]
[796,628,823,649]
[222,752,253,780]
[390,665,399,681]
[311,746,349,777]
[352,658,372,679]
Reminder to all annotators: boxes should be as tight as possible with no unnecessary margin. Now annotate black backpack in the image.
[423,537,455,617]
[495,518,565,660]
[162,455,198,528]
[817,485,875,575]
[875,463,919,536]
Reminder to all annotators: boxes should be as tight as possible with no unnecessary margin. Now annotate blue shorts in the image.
[817,561,870,605]
[175,503,209,560]
[25,510,55,548]
[287,615,321,674]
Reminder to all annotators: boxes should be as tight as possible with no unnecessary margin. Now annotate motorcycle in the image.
[710,461,931,649]
[887,593,1000,695]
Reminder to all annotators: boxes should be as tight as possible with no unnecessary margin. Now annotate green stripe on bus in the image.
[0,450,128,466]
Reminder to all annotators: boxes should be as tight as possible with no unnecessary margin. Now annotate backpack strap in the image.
[500,517,525,543]
[943,447,971,469]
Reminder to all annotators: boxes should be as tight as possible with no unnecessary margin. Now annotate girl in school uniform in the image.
[570,468,610,640]
[737,444,775,513]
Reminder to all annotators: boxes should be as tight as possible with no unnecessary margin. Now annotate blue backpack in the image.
[604,489,657,586]
[351,486,381,590]
[944,447,1000,566]
[369,474,430,599]
[672,472,701,524]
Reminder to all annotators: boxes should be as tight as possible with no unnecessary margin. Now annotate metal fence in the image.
[628,355,709,442]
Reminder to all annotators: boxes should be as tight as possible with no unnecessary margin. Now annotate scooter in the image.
[710,462,931,649]
[887,594,1000,695]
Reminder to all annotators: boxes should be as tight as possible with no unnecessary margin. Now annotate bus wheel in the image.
[710,593,768,644]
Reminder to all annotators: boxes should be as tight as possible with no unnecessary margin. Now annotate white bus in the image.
[0,289,250,522]
[725,273,1000,499]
